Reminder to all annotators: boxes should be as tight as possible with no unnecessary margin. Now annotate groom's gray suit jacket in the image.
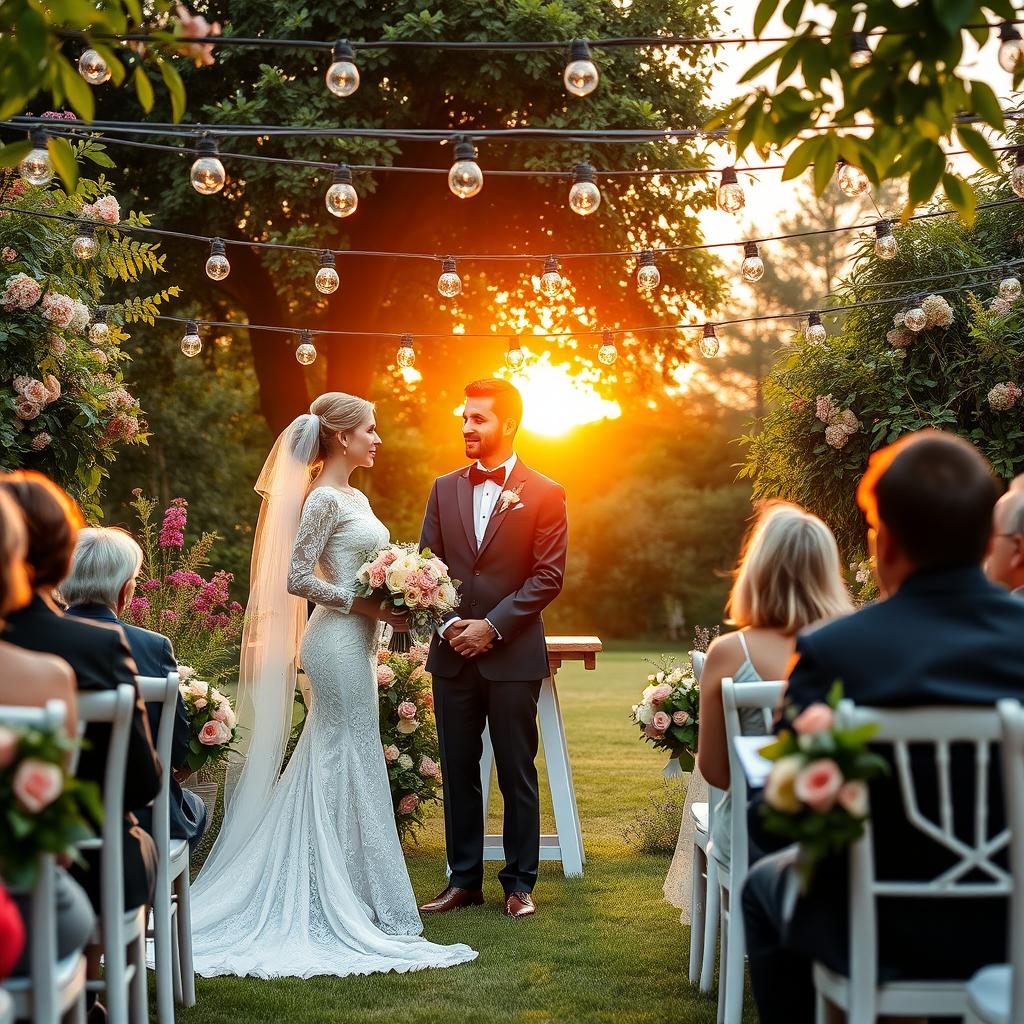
[420,460,568,681]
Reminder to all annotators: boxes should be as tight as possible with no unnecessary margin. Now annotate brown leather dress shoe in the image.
[504,891,535,918]
[419,886,484,914]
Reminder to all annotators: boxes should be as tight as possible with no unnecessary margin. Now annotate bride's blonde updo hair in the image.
[308,391,374,464]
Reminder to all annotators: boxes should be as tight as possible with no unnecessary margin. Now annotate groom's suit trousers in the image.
[433,660,542,894]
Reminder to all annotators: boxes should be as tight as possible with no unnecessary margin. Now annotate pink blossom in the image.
[815,394,839,423]
[825,424,850,449]
[203,613,231,630]
[649,683,673,704]
[19,379,47,405]
[376,664,396,688]
[369,564,387,588]
[160,609,178,622]
[409,643,429,664]
[0,726,18,769]
[377,649,392,664]
[651,710,671,732]
[418,756,440,778]
[81,195,120,225]
[140,578,161,591]
[672,710,689,726]
[397,701,417,719]
[837,780,869,817]
[12,759,63,812]
[397,793,419,815]
[383,744,400,763]
[14,399,41,421]
[41,291,75,328]
[42,374,60,403]
[1,273,41,309]
[105,413,140,443]
[159,498,188,548]
[30,432,51,451]
[2,247,16,262]
[229,601,243,613]
[792,703,834,735]
[129,596,150,617]
[794,759,844,813]
[175,2,222,66]
[198,720,231,746]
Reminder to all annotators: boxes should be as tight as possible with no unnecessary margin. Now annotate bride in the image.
[189,392,478,978]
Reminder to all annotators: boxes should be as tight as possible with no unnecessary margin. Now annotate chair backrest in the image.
[835,700,1011,1012]
[690,650,705,684]
[721,677,785,883]
[998,699,1024,1020]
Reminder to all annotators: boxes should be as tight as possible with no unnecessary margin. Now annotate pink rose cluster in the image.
[41,291,75,329]
[1,273,41,311]
[0,725,65,812]
[12,373,61,431]
[376,664,396,689]
[159,498,188,548]
[104,412,141,444]
[815,395,861,450]
[418,755,442,782]
[167,569,203,588]
[988,382,1021,412]
[80,195,120,225]
[365,547,399,589]
[2,247,16,262]
[175,2,222,66]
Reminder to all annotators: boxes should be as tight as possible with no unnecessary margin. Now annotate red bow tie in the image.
[469,465,507,487]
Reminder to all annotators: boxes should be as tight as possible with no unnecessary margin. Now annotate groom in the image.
[418,378,568,919]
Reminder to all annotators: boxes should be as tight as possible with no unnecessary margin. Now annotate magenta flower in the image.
[159,498,188,549]
[140,578,161,591]
[160,609,178,622]
[129,596,150,617]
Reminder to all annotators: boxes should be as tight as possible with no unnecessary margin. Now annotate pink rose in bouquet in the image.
[649,684,673,704]
[383,744,400,763]
[397,793,419,815]
[651,711,671,733]
[794,759,843,813]
[198,720,232,746]
[397,701,417,719]
[13,759,63,812]
[377,664,396,688]
[793,702,833,735]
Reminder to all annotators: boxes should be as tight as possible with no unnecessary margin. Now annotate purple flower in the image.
[158,498,188,549]
[160,609,178,622]
[129,596,150,617]
[229,601,243,613]
[140,578,161,592]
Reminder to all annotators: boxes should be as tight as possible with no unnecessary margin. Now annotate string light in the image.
[717,167,745,213]
[539,256,565,297]
[315,250,339,294]
[89,306,109,344]
[396,333,416,368]
[180,320,202,357]
[190,135,226,195]
[806,311,826,344]
[836,158,870,197]
[636,250,661,290]
[326,39,360,97]
[325,163,358,217]
[699,323,720,357]
[19,128,51,186]
[1010,148,1024,198]
[849,32,872,68]
[598,329,618,365]
[448,136,483,199]
[568,163,601,216]
[78,48,112,85]
[72,222,97,260]
[505,337,526,370]
[437,256,462,297]
[874,219,898,259]
[564,38,599,97]
[205,238,230,280]
[295,330,318,365]
[740,241,764,282]
[1001,277,1022,300]
[998,23,1024,73]
[905,300,927,331]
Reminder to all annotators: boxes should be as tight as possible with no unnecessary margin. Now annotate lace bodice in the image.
[287,486,389,611]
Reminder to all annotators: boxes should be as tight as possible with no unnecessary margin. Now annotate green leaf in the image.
[942,171,977,225]
[47,135,78,193]
[907,142,946,206]
[157,59,186,123]
[933,0,975,35]
[969,80,1006,132]
[133,65,154,114]
[954,124,999,173]
[0,140,31,168]
[754,0,781,36]
[57,53,94,122]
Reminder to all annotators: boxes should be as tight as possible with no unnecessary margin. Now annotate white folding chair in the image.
[0,700,88,1024]
[713,677,784,1024]
[814,702,1011,1024]
[77,685,148,1024]
[136,674,185,1024]
[964,699,1024,1024]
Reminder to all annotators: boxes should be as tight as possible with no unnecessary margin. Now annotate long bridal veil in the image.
[194,414,320,883]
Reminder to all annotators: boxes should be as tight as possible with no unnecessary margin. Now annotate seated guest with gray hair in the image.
[62,527,208,849]
[986,486,1024,595]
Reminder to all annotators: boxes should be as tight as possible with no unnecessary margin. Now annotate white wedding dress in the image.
[189,485,477,978]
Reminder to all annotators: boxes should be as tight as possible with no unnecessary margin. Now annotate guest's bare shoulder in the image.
[0,639,73,686]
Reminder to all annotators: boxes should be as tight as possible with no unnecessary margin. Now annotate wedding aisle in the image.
[178,649,757,1024]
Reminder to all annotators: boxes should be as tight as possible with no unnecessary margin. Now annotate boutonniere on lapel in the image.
[497,483,525,515]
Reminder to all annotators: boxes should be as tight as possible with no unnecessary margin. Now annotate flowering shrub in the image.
[377,643,443,841]
[0,721,102,888]
[0,135,179,516]
[120,490,243,685]
[177,672,240,775]
[630,656,700,771]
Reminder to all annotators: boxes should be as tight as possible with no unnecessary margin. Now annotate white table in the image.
[478,636,601,878]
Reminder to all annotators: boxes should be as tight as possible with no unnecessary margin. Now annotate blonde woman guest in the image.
[697,501,852,869]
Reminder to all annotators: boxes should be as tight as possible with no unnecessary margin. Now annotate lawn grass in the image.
[177,648,758,1024]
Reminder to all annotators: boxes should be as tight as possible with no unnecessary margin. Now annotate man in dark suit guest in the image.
[742,431,1024,1024]
[985,487,1024,595]
[62,527,208,850]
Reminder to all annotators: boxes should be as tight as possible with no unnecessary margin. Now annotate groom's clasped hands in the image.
[445,618,496,657]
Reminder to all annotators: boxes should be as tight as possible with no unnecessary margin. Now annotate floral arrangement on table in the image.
[120,490,244,686]
[0,720,102,889]
[0,130,179,518]
[758,685,889,890]
[177,669,240,775]
[376,642,443,842]
[630,656,700,773]
[356,543,459,645]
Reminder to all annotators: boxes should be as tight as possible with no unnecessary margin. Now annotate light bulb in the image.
[190,136,225,195]
[598,330,618,365]
[19,130,51,186]
[72,224,97,260]
[78,48,111,85]
[539,256,564,298]
[874,219,897,260]
[448,137,483,199]
[836,158,870,197]
[1001,277,1022,301]
[717,166,745,214]
[505,338,526,371]
[89,311,110,344]
[315,251,339,294]
[807,312,827,344]
[568,163,601,215]
[325,163,358,217]
[849,32,872,68]
[397,334,416,368]
[437,256,462,298]
[295,331,317,365]
[1011,149,1024,198]
[180,320,202,358]
[564,38,599,97]
[740,241,764,282]
[999,23,1024,74]
[636,250,661,290]
[905,305,927,331]
[699,324,720,358]
[205,238,230,280]
[326,39,360,97]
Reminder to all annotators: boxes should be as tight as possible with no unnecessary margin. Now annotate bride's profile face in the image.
[343,413,381,469]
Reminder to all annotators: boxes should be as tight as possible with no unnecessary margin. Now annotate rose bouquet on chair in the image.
[758,684,889,891]
[355,543,460,645]
[177,670,240,776]
[630,657,700,773]
[0,723,102,889]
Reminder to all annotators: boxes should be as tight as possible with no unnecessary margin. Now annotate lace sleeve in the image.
[287,489,356,611]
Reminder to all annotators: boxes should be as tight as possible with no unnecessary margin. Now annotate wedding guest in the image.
[62,527,208,849]
[697,501,851,868]
[985,487,1024,594]
[742,430,1024,1024]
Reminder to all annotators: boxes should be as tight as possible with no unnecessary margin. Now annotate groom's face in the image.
[462,397,505,462]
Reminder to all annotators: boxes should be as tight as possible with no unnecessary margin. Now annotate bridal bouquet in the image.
[758,684,889,890]
[356,543,460,644]
[178,669,241,775]
[630,657,700,772]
